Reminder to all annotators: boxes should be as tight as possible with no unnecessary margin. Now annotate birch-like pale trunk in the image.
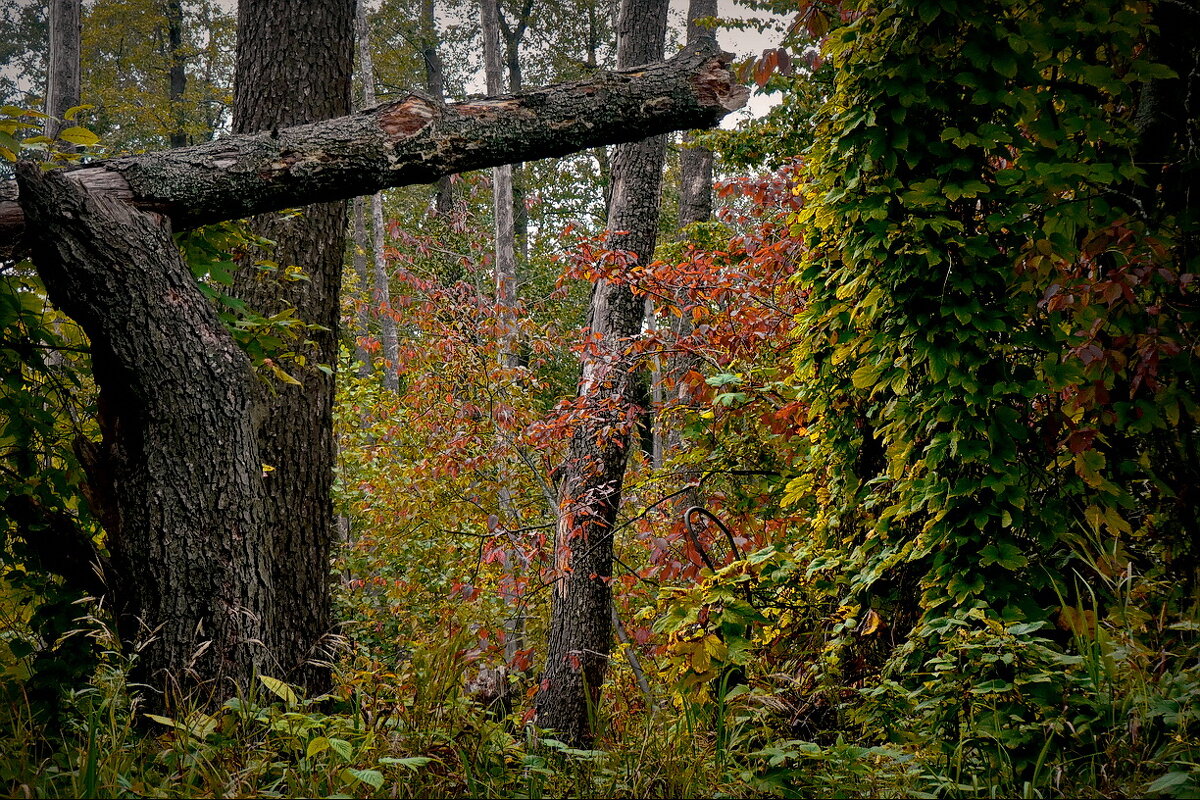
[352,195,373,374]
[356,1,399,392]
[482,0,527,676]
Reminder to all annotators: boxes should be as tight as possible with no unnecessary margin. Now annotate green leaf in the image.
[144,713,180,728]
[328,737,353,762]
[706,373,743,387]
[851,362,883,389]
[6,638,33,658]
[0,130,18,161]
[980,540,1027,570]
[344,768,384,790]
[307,736,330,758]
[378,756,434,770]
[0,105,46,118]
[1148,771,1194,793]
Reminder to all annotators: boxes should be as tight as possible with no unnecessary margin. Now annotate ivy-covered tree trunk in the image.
[232,0,355,693]
[536,0,671,746]
[791,3,1200,748]
[16,164,273,704]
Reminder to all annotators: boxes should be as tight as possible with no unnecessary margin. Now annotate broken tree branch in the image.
[1,39,747,259]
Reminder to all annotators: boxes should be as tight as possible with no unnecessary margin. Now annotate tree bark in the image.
[43,0,81,142]
[231,0,354,694]
[536,0,670,747]
[16,163,273,705]
[166,0,188,149]
[356,0,399,392]
[678,0,718,231]
[0,39,746,256]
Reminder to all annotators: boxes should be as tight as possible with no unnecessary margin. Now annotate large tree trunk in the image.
[1,38,745,254]
[16,163,273,705]
[356,1,399,392]
[536,0,670,747]
[43,0,81,142]
[232,0,355,693]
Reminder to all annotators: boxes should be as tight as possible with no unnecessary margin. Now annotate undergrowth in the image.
[2,561,1197,800]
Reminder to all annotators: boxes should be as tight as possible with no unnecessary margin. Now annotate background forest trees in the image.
[2,1,1199,798]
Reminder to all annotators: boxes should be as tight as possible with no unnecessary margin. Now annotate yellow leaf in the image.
[57,126,100,147]
[258,674,299,705]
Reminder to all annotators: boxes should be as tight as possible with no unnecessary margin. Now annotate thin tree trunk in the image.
[498,0,534,258]
[482,0,517,318]
[44,0,81,142]
[356,1,398,392]
[166,0,188,148]
[352,195,372,375]
[232,0,355,694]
[612,603,654,707]
[677,0,717,230]
[586,7,613,216]
[17,163,273,706]
[421,0,453,216]
[667,0,719,457]
[660,0,719,538]
[536,0,670,747]
[483,0,526,673]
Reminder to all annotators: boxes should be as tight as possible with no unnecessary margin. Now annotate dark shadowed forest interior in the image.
[0,0,1198,797]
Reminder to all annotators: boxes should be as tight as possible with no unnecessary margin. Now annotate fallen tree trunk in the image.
[1,39,746,258]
